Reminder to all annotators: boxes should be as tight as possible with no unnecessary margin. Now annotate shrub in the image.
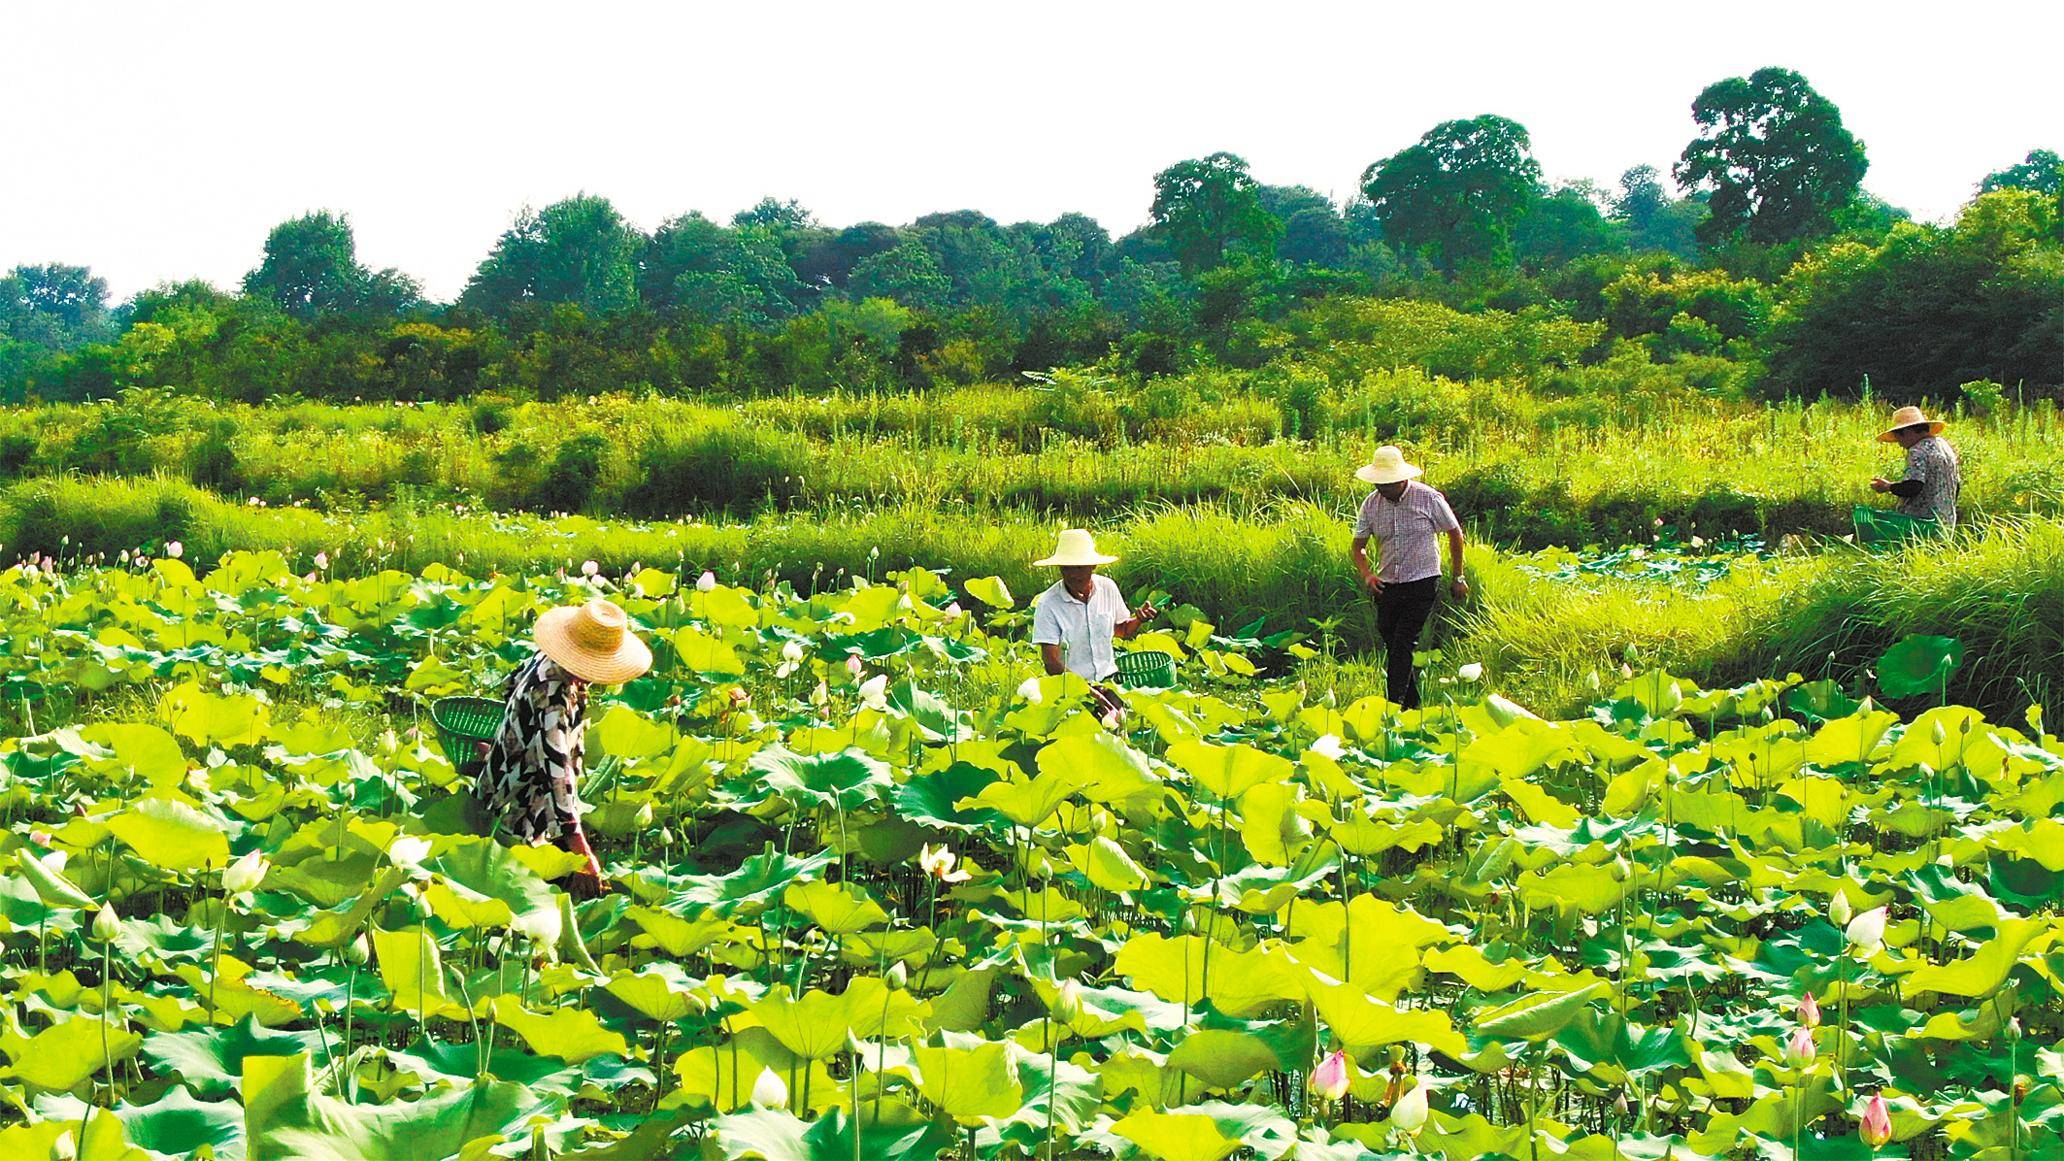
[0,433,38,479]
[529,432,609,514]
[621,425,807,517]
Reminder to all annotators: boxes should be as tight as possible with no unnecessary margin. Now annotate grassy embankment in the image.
[6,473,2058,720]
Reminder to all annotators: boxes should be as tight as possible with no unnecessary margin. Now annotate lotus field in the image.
[3,551,2063,1159]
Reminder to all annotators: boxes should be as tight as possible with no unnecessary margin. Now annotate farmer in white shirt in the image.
[1348,446,1466,711]
[1029,529,1157,715]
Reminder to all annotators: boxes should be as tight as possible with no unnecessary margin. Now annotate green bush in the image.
[621,425,808,517]
[529,432,609,514]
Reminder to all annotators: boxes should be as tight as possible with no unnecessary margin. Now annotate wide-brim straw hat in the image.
[535,598,653,684]
[1355,445,1425,485]
[1878,405,1946,443]
[1034,528,1118,567]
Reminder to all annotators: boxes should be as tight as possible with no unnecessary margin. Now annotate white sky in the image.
[5,0,2060,302]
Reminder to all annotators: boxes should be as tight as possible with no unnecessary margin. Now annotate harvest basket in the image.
[1115,649,1176,691]
[1852,504,1937,548]
[431,696,504,771]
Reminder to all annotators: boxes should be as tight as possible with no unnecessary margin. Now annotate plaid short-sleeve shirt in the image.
[1353,481,1461,583]
[1899,436,1961,528]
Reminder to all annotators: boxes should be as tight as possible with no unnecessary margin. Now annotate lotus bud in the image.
[749,1067,788,1108]
[1390,1081,1429,1134]
[1620,662,1634,680]
[1859,1093,1892,1147]
[696,570,717,592]
[1930,720,1947,746]
[1457,663,1484,683]
[885,961,909,991]
[165,541,183,559]
[314,551,329,570]
[222,850,269,895]
[1312,1049,1351,1101]
[1052,978,1083,1024]
[49,1128,77,1161]
[92,903,121,943]
[1845,907,1888,954]
[845,654,864,677]
[1829,890,1854,928]
[633,802,654,828]
[581,559,599,577]
[1586,669,1602,691]
[1783,1026,1816,1068]
[858,674,889,711]
[2008,1017,2022,1038]
[810,679,829,706]
[1016,676,1044,704]
[1613,1091,1630,1120]
[344,933,371,966]
[1798,991,1821,1029]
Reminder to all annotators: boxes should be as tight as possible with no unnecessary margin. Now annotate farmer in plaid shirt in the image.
[1348,446,1467,711]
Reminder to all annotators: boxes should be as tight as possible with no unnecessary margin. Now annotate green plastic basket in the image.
[1115,649,1176,690]
[1853,504,1937,548]
[431,696,505,771]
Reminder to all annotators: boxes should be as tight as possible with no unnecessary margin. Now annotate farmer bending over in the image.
[1349,446,1466,711]
[474,598,650,899]
[1869,405,1961,532]
[1030,529,1157,719]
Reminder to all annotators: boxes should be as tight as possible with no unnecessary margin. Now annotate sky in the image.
[5,0,2060,302]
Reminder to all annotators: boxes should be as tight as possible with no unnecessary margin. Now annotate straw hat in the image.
[1034,528,1118,568]
[1878,405,1946,443]
[534,599,652,684]
[1355,445,1425,486]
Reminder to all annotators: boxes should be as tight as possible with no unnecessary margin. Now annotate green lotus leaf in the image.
[963,576,1014,609]
[105,796,232,872]
[910,1039,1023,1122]
[1109,1108,1240,1161]
[2,1014,143,1092]
[489,995,630,1063]
[1877,634,1965,698]
[242,1052,561,1159]
[139,1016,326,1099]
[1473,981,1609,1042]
[1166,739,1292,800]
[751,746,891,809]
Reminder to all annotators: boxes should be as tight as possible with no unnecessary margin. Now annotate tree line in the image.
[4,67,2061,405]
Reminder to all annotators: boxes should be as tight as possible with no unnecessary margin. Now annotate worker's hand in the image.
[1870,477,1892,493]
[1136,602,1159,623]
[568,865,610,900]
[471,740,491,761]
[1450,578,1470,600]
[1360,572,1384,595]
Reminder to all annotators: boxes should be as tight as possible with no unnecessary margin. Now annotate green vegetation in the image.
[1,553,2061,1157]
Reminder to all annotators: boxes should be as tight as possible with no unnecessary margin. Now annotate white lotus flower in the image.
[1309,734,1346,760]
[313,551,329,570]
[222,850,269,895]
[781,640,805,663]
[1845,906,1888,953]
[165,541,183,559]
[1390,1081,1429,1134]
[387,835,433,869]
[1016,677,1044,705]
[1457,663,1484,683]
[581,559,599,577]
[858,674,889,711]
[918,843,970,883]
[750,1067,788,1108]
[696,570,717,592]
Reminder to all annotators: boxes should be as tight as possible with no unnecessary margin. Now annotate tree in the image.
[640,213,802,325]
[793,223,902,288]
[245,211,376,319]
[731,197,816,234]
[846,239,951,311]
[1513,182,1627,270]
[1611,166,1706,258]
[1359,116,1542,272]
[459,194,642,318]
[0,264,114,348]
[1675,67,1867,245]
[1148,152,1281,274]
[1980,149,2063,197]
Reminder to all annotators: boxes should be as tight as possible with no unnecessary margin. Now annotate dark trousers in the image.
[1374,577,1439,709]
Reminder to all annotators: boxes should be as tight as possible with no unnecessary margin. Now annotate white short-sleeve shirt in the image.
[1030,575,1132,681]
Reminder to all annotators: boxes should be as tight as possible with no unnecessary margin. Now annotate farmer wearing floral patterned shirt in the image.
[1349,446,1466,711]
[474,598,651,899]
[1870,405,1961,531]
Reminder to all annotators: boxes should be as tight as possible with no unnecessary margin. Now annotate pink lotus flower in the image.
[1311,1049,1351,1101]
[1783,1026,1816,1068]
[1798,991,1821,1029]
[1859,1093,1892,1147]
